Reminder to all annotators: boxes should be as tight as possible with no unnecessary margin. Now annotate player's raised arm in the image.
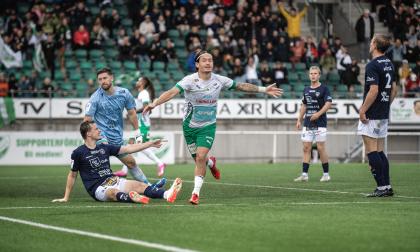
[52,171,78,203]
[118,139,163,154]
[235,83,283,98]
[143,86,180,114]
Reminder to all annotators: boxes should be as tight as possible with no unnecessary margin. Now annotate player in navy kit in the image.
[295,66,333,182]
[358,34,398,197]
[52,121,182,204]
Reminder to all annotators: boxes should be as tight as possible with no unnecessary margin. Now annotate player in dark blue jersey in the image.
[357,34,398,197]
[295,66,333,182]
[52,121,182,204]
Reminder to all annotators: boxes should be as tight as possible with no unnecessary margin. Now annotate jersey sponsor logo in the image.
[380,91,389,102]
[377,59,390,63]
[366,76,375,82]
[383,66,392,71]
[90,148,105,155]
[196,99,217,104]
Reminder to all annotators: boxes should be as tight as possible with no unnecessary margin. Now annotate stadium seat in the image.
[65,60,78,70]
[295,63,307,71]
[109,61,122,71]
[121,18,133,28]
[54,71,65,81]
[74,49,88,59]
[104,49,119,58]
[90,6,100,16]
[123,61,137,71]
[354,85,363,93]
[284,62,293,70]
[64,49,73,59]
[294,83,306,94]
[168,29,180,39]
[90,49,103,60]
[69,72,82,82]
[80,61,93,71]
[279,84,292,92]
[23,60,32,70]
[95,62,107,70]
[288,72,299,82]
[328,72,340,82]
[153,61,166,71]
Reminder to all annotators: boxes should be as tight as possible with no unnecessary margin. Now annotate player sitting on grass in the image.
[52,121,182,204]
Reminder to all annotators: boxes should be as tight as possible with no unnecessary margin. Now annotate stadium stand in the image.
[0,0,419,99]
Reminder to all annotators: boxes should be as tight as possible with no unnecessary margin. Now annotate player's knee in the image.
[124,159,137,168]
[195,152,207,164]
[303,145,311,153]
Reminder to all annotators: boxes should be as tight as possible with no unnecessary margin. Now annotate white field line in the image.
[0,201,419,211]
[0,215,198,252]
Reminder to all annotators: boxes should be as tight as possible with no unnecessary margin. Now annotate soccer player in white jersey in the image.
[143,50,283,205]
[114,77,167,177]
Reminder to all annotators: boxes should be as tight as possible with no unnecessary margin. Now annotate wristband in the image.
[258,86,267,93]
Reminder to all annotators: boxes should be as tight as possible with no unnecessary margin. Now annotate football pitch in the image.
[0,163,419,252]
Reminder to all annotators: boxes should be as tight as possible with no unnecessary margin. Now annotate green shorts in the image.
[140,125,151,142]
[183,123,216,158]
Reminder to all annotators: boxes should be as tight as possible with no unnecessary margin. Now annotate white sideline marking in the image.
[0,201,419,211]
[0,215,198,252]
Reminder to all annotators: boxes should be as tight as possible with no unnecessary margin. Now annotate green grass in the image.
[0,163,419,252]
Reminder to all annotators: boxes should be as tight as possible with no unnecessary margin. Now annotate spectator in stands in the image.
[118,36,132,61]
[175,6,189,36]
[232,38,247,59]
[289,39,305,65]
[185,26,201,51]
[413,59,420,76]
[11,28,27,54]
[355,9,375,62]
[7,74,17,97]
[259,61,274,86]
[87,78,96,96]
[278,1,308,42]
[99,9,112,35]
[42,8,59,35]
[319,49,336,74]
[388,38,406,71]
[40,77,55,97]
[231,11,247,40]
[110,9,121,33]
[398,59,411,87]
[229,57,246,83]
[245,54,259,85]
[276,36,290,62]
[132,35,150,66]
[56,17,71,70]
[90,18,108,49]
[157,14,167,39]
[4,10,23,34]
[149,35,163,71]
[336,46,351,83]
[305,36,319,65]
[405,25,418,63]
[203,6,216,28]
[0,73,9,97]
[405,72,420,97]
[261,42,276,62]
[73,24,90,50]
[69,1,90,29]
[42,34,56,80]
[317,37,329,58]
[16,75,34,98]
[273,61,288,86]
[341,59,360,91]
[139,15,156,40]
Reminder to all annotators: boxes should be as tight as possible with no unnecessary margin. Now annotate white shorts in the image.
[94,176,127,202]
[357,119,388,138]
[301,127,327,142]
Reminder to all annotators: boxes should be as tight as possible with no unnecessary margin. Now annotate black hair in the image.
[140,77,155,101]
[96,67,113,77]
[80,121,95,139]
[194,50,211,63]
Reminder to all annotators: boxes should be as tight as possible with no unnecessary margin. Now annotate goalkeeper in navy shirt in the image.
[52,121,182,204]
[358,34,397,197]
[295,66,332,182]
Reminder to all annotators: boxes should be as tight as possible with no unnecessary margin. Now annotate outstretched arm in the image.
[119,139,163,154]
[235,83,283,98]
[143,87,180,114]
[52,171,78,203]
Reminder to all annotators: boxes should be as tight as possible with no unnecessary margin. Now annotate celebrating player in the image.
[84,68,164,188]
[143,50,283,205]
[294,66,332,182]
[358,34,397,197]
[114,77,167,177]
[52,121,182,204]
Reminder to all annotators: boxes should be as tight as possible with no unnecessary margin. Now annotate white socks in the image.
[192,176,204,196]
[121,165,128,173]
[142,148,164,166]
[206,158,214,169]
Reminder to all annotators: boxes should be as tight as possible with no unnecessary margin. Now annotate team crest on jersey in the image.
[99,148,105,154]
[89,157,101,168]
[315,92,320,97]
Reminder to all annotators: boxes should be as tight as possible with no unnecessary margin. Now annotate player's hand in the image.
[359,111,369,124]
[296,120,302,130]
[150,138,165,148]
[266,83,283,98]
[310,113,320,121]
[52,198,68,203]
[143,104,155,115]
